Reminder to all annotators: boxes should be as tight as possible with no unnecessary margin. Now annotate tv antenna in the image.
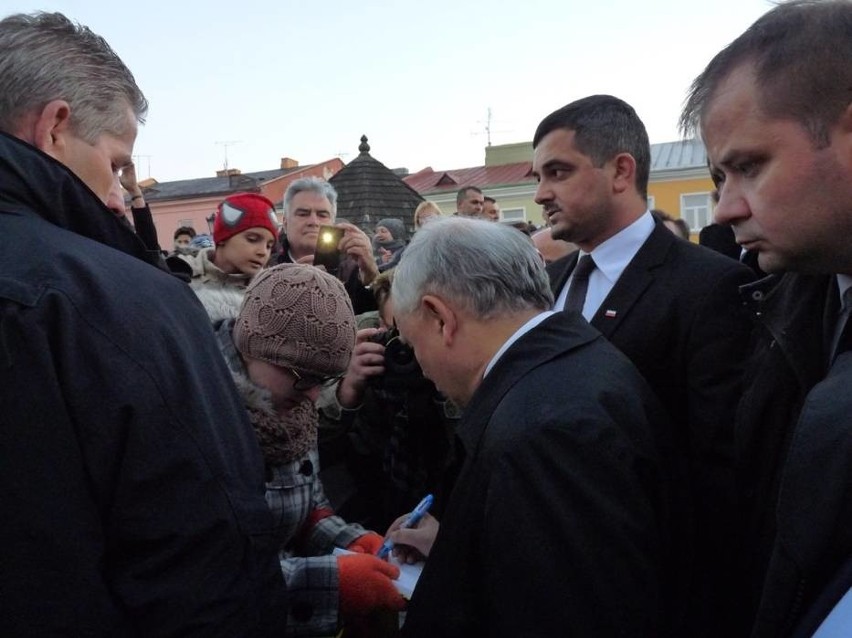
[214,140,242,170]
[472,107,509,146]
[132,154,152,179]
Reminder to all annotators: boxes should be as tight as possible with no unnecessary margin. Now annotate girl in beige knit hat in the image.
[214,262,406,637]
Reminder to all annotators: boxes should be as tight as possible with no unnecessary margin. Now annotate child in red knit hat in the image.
[176,192,280,323]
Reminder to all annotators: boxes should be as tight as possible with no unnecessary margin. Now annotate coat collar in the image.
[455,312,601,459]
[741,271,836,389]
[0,131,152,265]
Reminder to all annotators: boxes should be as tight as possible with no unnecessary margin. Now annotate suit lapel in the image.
[590,223,673,339]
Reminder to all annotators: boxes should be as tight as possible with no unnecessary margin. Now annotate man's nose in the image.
[105,175,126,217]
[534,181,550,205]
[713,185,750,225]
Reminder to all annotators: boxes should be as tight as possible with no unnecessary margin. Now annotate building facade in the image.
[134,157,344,249]
[404,139,714,239]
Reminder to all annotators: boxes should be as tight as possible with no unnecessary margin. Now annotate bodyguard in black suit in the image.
[532,95,756,635]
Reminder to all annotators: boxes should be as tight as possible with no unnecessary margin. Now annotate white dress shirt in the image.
[554,211,655,321]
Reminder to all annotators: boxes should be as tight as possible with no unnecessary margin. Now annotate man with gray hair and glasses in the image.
[0,12,287,635]
[384,216,685,636]
[680,1,852,635]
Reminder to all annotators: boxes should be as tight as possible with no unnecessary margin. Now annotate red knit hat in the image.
[213,193,280,244]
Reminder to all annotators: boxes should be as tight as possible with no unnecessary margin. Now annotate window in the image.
[680,193,713,231]
[646,195,655,210]
[178,218,194,229]
[501,207,526,222]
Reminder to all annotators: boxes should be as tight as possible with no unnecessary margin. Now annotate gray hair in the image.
[283,177,338,217]
[679,0,852,147]
[392,216,553,320]
[0,12,147,142]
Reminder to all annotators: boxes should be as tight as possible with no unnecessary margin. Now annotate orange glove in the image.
[337,554,405,616]
[346,532,384,554]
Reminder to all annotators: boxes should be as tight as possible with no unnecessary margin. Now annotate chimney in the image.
[280,157,298,169]
[216,168,241,178]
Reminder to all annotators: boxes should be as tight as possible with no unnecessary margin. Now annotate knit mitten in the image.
[346,532,384,555]
[337,554,405,617]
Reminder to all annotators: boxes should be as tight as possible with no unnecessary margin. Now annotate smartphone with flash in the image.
[313,225,344,272]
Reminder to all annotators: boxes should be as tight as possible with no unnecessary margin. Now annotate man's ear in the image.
[610,152,637,195]
[421,294,458,347]
[30,99,73,158]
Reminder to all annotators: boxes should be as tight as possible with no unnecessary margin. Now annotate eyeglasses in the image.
[288,368,342,392]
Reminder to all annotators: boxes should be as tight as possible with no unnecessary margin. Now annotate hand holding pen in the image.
[377,494,435,560]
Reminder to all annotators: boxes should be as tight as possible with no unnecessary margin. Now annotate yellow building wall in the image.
[648,175,715,241]
[485,142,534,166]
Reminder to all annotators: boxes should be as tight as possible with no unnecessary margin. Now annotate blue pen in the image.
[377,494,434,559]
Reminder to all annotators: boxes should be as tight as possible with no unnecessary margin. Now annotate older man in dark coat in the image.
[387,217,685,637]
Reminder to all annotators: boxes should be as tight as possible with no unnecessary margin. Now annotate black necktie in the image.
[565,254,596,314]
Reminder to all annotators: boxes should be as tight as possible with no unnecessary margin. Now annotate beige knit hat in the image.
[233,263,356,377]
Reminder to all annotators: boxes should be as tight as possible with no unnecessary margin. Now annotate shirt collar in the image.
[582,211,655,285]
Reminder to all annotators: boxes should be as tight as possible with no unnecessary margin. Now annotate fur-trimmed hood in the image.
[180,248,254,323]
[214,320,318,465]
[216,319,276,412]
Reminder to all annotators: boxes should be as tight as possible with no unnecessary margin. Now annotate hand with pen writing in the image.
[384,512,440,565]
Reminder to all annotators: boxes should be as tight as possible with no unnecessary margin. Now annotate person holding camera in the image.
[277,177,379,315]
[318,268,460,532]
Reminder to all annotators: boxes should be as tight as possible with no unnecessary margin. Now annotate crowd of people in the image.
[1,2,851,637]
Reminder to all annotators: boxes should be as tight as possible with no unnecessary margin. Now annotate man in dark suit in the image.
[388,216,682,637]
[680,2,852,635]
[532,95,756,635]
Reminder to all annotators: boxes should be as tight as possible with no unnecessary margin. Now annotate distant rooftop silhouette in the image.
[330,135,423,234]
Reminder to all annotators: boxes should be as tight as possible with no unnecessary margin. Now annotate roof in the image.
[403,139,708,195]
[403,162,535,195]
[329,135,424,233]
[140,165,305,202]
[650,139,707,171]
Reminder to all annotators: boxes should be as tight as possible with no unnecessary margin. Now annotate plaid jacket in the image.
[268,452,367,636]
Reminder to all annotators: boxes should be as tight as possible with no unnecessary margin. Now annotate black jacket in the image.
[547,223,756,635]
[735,272,852,637]
[402,313,683,637]
[0,132,287,636]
